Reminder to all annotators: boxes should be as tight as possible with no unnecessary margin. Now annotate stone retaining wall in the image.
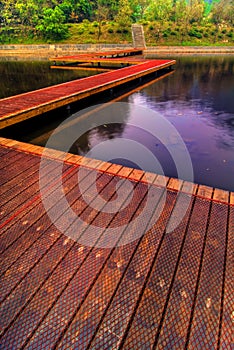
[0,44,233,59]
[0,44,133,59]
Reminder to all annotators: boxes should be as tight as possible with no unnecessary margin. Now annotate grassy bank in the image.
[1,20,234,46]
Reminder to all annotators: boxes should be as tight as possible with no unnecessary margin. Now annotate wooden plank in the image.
[219,204,233,348]
[0,60,175,129]
[188,200,228,348]
[95,188,179,349]
[141,171,158,185]
[128,168,145,182]
[0,139,232,348]
[154,174,169,188]
[17,164,142,349]
[153,194,212,349]
[56,182,167,349]
[213,188,229,203]
[50,65,113,72]
[181,180,198,195]
[168,177,183,191]
[229,192,234,205]
[197,184,213,200]
[1,158,39,196]
[50,49,143,62]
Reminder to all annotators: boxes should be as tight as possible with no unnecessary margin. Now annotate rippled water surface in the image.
[1,56,234,191]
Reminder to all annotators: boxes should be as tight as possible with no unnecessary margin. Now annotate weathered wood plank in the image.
[0,141,232,350]
[213,188,229,203]
[0,59,175,129]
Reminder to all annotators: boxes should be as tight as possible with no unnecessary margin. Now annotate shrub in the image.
[92,21,99,27]
[108,28,114,33]
[82,19,90,26]
[188,29,202,38]
[77,28,84,34]
[36,7,69,40]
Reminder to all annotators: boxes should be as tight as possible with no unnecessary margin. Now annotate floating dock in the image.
[0,57,175,129]
[0,137,233,349]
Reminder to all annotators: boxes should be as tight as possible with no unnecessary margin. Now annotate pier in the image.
[0,49,233,349]
[0,137,233,349]
[0,52,175,129]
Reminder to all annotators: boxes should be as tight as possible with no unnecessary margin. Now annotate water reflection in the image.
[73,56,234,191]
[0,61,99,98]
[1,56,233,191]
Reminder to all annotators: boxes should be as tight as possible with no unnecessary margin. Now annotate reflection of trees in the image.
[0,61,97,98]
[72,123,126,155]
[143,56,234,138]
[69,103,129,156]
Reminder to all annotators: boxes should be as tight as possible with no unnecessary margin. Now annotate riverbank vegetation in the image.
[0,0,233,46]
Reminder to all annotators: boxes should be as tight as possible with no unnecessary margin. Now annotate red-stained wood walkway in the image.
[0,137,233,350]
[0,57,175,130]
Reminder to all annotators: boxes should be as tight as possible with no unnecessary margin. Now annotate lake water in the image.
[0,56,234,191]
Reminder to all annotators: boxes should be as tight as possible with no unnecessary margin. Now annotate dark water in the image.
[1,56,234,191]
[0,60,99,98]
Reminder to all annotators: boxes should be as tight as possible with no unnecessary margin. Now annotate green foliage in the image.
[36,6,69,40]
[115,0,132,27]
[188,28,203,38]
[0,0,233,44]
[144,0,173,22]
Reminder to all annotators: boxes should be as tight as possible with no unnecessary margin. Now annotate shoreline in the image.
[0,44,234,59]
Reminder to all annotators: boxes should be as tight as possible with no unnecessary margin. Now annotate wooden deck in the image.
[50,48,144,62]
[0,137,233,350]
[0,58,175,130]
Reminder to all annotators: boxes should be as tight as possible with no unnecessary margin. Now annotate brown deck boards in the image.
[0,139,233,350]
[0,58,175,129]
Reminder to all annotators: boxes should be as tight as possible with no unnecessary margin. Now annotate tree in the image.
[36,6,69,40]
[174,0,187,23]
[1,0,18,25]
[211,0,234,25]
[144,0,173,22]
[15,0,39,26]
[115,0,132,27]
[187,0,206,24]
[129,0,150,21]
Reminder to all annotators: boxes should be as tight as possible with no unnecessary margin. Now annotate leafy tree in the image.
[58,1,73,22]
[174,0,187,23]
[73,0,94,22]
[36,6,69,40]
[144,0,173,22]
[211,0,234,25]
[187,0,206,24]
[15,0,39,26]
[95,0,119,21]
[115,0,132,27]
[129,0,150,21]
[1,0,18,25]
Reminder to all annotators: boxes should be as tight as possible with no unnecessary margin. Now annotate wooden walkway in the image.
[50,48,144,62]
[0,57,175,130]
[0,137,233,350]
